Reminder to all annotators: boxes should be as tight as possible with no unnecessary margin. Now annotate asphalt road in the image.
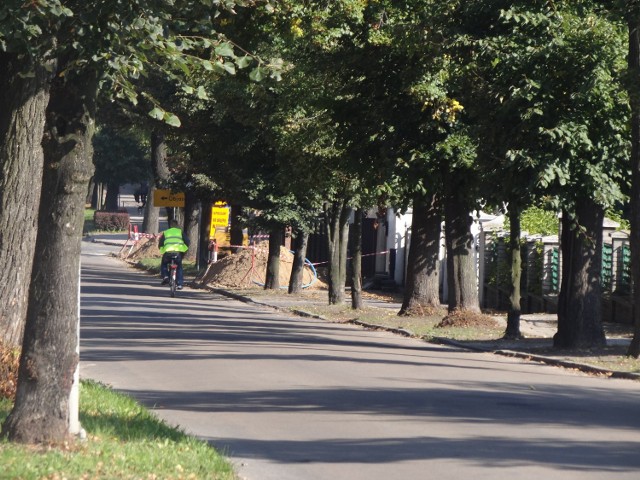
[80,239,640,480]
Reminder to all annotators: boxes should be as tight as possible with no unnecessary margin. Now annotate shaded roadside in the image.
[87,232,640,381]
[198,286,640,381]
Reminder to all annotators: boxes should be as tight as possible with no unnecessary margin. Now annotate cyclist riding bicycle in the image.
[159,220,189,289]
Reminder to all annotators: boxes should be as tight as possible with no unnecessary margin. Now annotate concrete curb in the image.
[429,336,640,381]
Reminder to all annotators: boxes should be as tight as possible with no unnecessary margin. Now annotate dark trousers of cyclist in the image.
[161,252,184,287]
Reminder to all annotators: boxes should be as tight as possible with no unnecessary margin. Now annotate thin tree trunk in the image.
[199,202,212,269]
[443,193,480,313]
[627,9,640,357]
[2,69,98,443]
[504,206,522,339]
[288,230,309,294]
[86,177,95,206]
[351,208,364,310]
[325,200,351,305]
[265,227,282,290]
[183,191,200,261]
[142,189,160,234]
[554,202,606,349]
[400,194,442,315]
[142,130,167,235]
[0,54,53,348]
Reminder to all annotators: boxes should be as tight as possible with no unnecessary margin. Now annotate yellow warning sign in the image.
[210,202,230,238]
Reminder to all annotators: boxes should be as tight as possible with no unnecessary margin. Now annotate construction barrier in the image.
[119,223,160,258]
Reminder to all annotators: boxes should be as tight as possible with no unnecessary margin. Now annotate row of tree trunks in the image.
[0,54,54,348]
[400,194,442,315]
[2,68,99,443]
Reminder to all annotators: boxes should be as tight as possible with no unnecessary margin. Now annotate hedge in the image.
[94,210,130,231]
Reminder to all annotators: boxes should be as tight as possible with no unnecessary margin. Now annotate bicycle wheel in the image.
[170,262,177,297]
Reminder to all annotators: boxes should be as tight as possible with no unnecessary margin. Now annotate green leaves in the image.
[236,55,252,69]
[466,0,629,212]
[215,42,235,57]
[0,0,71,58]
[249,65,268,82]
[148,107,181,127]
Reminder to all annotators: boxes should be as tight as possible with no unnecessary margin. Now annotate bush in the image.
[94,210,130,231]
[1,342,20,400]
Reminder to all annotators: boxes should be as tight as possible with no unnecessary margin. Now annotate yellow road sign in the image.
[153,189,185,207]
[210,203,230,237]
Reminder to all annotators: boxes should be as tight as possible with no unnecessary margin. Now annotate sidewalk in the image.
[88,233,640,381]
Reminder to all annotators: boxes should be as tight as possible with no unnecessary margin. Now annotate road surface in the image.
[80,239,640,480]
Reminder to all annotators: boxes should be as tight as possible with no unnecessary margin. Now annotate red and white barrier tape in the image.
[309,250,390,266]
[128,223,160,240]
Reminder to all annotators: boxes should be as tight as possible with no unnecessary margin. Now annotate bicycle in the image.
[167,252,181,297]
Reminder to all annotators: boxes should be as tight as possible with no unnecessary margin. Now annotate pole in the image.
[69,261,86,439]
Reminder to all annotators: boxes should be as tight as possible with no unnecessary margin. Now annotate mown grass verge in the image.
[0,380,236,480]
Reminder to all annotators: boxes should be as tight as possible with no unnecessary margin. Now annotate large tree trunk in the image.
[351,208,364,309]
[0,55,53,348]
[325,200,351,305]
[553,201,606,349]
[183,191,200,262]
[142,130,167,235]
[104,181,120,211]
[288,229,309,294]
[265,227,282,290]
[2,69,98,443]
[399,194,442,315]
[443,193,480,313]
[198,202,212,269]
[627,9,640,357]
[504,205,523,339]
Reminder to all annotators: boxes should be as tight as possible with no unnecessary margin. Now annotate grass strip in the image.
[0,380,236,480]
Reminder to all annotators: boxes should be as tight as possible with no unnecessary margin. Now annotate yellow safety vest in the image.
[160,227,189,254]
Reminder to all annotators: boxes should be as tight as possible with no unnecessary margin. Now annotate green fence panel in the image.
[620,244,631,294]
[551,247,560,294]
[601,243,613,292]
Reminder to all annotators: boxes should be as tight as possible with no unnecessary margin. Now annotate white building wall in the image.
[385,208,412,286]
[383,208,504,297]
